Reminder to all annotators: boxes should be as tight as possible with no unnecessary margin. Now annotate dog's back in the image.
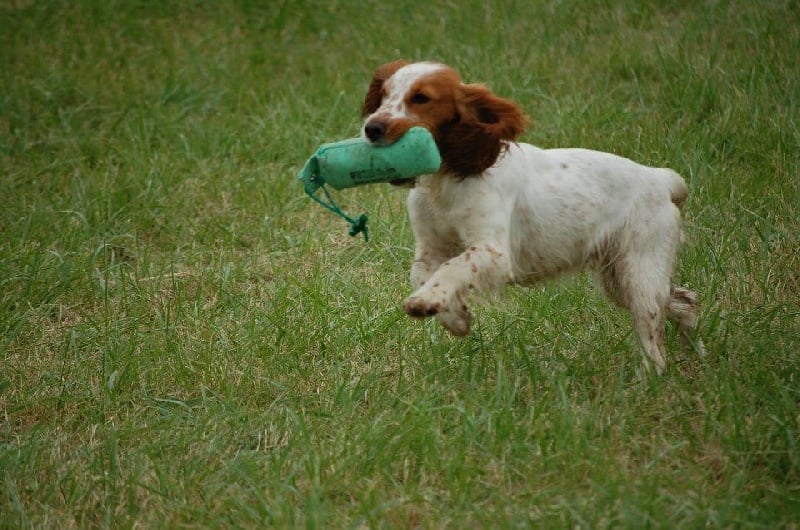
[486,144,685,280]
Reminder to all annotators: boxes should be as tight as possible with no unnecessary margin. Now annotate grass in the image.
[1,0,799,527]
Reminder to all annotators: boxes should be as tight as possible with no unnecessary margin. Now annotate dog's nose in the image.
[364,121,386,143]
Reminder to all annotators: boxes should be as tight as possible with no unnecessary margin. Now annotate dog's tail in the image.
[666,169,689,208]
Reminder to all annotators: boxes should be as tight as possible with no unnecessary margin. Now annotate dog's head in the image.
[361,61,528,178]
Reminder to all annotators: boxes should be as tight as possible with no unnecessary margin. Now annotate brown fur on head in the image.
[361,60,410,117]
[361,62,529,177]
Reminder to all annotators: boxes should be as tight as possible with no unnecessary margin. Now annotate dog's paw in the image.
[436,306,472,337]
[403,294,472,336]
[403,295,442,318]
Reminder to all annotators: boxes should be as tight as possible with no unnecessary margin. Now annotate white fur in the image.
[380,62,445,120]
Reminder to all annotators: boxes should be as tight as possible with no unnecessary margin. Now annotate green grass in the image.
[2,0,799,527]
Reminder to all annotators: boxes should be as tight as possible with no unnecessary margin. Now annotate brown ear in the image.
[436,84,528,177]
[361,60,410,116]
[458,84,528,141]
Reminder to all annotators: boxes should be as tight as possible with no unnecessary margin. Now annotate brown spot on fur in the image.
[487,246,503,258]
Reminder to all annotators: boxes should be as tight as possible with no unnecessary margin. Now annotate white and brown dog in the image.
[361,61,703,373]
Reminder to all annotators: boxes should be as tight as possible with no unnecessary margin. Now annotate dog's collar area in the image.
[390,178,417,188]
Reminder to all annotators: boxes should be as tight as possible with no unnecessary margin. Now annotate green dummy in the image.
[298,127,441,241]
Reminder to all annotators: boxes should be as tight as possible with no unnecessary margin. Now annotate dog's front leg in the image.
[410,250,445,290]
[403,242,513,336]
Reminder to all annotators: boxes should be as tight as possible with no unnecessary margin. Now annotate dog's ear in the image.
[457,83,528,141]
[437,84,528,177]
[362,60,409,116]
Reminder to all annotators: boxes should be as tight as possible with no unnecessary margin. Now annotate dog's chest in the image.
[410,180,478,248]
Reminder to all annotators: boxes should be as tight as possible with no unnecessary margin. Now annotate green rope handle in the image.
[305,177,369,241]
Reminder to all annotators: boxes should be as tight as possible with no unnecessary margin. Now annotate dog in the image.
[361,61,703,373]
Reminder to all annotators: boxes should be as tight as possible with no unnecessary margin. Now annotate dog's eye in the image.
[409,92,431,104]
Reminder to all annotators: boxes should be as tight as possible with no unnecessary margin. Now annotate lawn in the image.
[2,0,799,527]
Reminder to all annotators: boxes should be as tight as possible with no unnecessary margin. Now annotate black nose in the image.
[364,121,386,142]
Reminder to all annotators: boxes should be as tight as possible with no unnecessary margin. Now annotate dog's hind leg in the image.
[628,280,670,375]
[668,286,706,357]
[594,256,670,374]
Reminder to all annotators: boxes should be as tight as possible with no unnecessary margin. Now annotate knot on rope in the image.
[305,178,370,242]
[348,214,369,239]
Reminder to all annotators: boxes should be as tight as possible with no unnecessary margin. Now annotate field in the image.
[2,0,799,527]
